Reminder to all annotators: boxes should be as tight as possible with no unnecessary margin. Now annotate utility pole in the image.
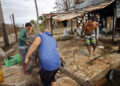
[34,0,39,34]
[12,14,18,42]
[0,1,10,48]
[50,15,53,35]
[10,15,13,28]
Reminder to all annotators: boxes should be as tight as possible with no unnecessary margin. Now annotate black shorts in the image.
[40,68,59,86]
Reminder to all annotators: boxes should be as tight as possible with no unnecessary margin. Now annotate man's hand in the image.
[25,58,29,64]
[26,41,29,45]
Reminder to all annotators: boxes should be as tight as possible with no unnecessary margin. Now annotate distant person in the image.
[25,29,61,86]
[18,23,32,74]
[80,17,97,60]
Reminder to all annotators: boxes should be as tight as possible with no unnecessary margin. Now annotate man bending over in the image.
[25,29,61,86]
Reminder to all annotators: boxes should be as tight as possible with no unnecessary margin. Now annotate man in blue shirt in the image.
[25,29,61,86]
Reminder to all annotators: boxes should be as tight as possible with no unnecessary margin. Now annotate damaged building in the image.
[43,0,120,42]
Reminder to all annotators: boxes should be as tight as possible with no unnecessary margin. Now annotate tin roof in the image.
[53,0,115,21]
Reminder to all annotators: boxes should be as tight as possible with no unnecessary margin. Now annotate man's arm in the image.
[80,26,85,41]
[25,37,41,64]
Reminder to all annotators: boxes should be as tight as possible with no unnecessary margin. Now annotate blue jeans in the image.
[18,46,28,63]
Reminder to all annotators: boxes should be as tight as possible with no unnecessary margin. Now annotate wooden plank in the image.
[12,14,18,42]
[59,67,92,86]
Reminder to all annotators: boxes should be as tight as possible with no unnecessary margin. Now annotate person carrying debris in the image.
[80,17,97,60]
[18,23,32,73]
[25,29,61,86]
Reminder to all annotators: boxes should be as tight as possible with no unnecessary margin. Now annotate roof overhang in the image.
[53,0,115,21]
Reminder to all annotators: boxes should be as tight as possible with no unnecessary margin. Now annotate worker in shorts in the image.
[80,17,97,60]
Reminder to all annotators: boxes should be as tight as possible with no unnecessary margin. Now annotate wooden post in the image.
[1,23,10,48]
[10,15,13,28]
[34,0,39,34]
[112,1,116,42]
[50,16,53,35]
[12,14,18,42]
[0,1,9,48]
[0,1,4,23]
[118,44,120,53]
[112,17,115,42]
[70,19,73,34]
[76,18,79,28]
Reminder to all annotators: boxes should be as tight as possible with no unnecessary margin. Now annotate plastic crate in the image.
[4,54,21,67]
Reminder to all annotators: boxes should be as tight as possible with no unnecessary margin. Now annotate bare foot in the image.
[88,55,92,61]
[90,56,95,60]
[93,51,96,56]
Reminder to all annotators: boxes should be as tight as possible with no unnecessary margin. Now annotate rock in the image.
[0,48,7,58]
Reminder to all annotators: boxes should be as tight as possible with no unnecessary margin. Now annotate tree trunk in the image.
[1,23,10,48]
[12,14,18,42]
[118,44,120,53]
[50,16,53,35]
[34,0,39,34]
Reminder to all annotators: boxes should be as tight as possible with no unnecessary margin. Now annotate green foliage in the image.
[30,20,36,25]
[30,15,46,33]
[39,16,44,20]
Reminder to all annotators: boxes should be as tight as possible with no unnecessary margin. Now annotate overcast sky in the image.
[1,0,56,25]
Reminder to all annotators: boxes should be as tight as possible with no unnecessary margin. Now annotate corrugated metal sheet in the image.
[83,0,115,12]
[53,13,84,21]
[54,0,115,21]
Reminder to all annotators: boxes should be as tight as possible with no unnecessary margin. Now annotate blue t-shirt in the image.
[36,32,61,71]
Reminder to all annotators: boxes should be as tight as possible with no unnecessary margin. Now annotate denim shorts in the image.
[18,46,28,63]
